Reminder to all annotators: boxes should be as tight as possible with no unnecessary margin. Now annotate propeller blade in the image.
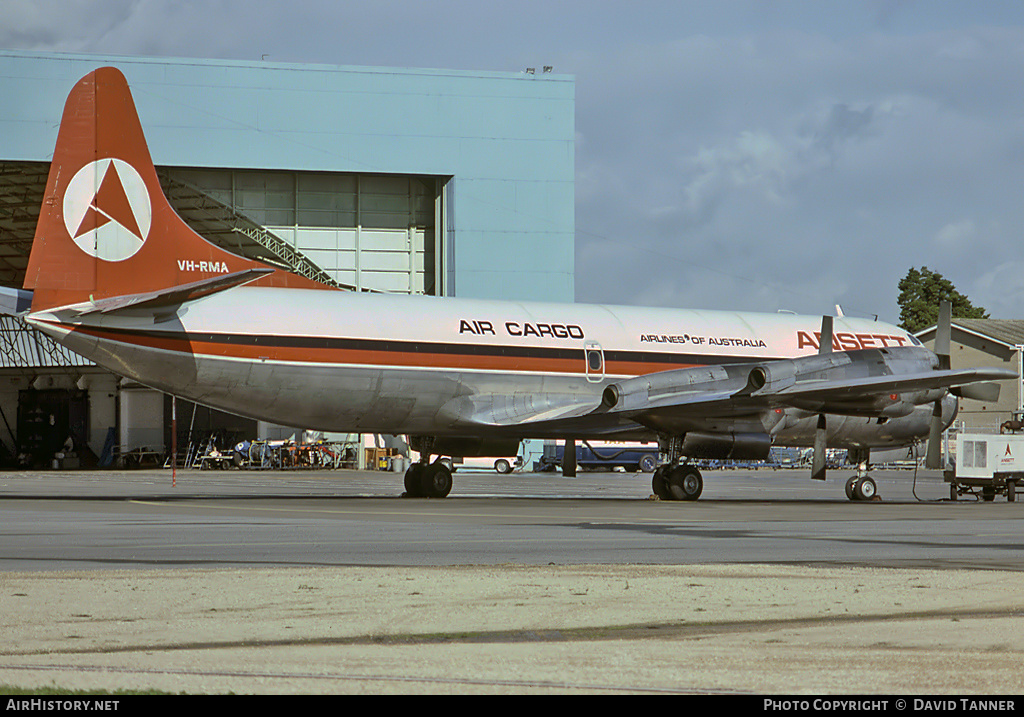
[818,315,833,355]
[935,300,951,370]
[811,414,827,481]
[926,400,943,469]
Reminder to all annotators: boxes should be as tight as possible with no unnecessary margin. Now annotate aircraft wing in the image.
[597,348,1015,430]
[458,346,1015,438]
[744,366,1014,403]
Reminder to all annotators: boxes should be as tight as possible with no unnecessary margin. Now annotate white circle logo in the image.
[63,158,152,262]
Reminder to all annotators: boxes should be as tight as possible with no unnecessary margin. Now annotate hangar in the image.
[917,319,1024,434]
[0,51,575,467]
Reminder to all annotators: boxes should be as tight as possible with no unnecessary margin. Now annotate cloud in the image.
[6,2,1024,324]
[571,23,1024,321]
[933,220,977,249]
[1,0,139,52]
[679,130,796,224]
[974,261,1024,320]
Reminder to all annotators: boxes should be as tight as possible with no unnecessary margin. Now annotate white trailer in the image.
[947,433,1024,501]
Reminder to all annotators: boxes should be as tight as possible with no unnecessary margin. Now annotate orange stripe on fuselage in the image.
[58,322,715,377]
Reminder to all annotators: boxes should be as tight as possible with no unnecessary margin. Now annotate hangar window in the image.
[165,168,447,295]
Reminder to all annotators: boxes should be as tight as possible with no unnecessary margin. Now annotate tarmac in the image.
[2,563,1024,694]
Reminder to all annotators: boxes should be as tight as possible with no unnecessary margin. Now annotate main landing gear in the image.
[403,460,453,498]
[651,464,703,501]
[403,437,453,498]
[650,436,704,501]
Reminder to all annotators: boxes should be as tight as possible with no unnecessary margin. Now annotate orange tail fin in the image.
[24,67,326,312]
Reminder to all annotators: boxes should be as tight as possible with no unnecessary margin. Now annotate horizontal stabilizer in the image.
[82,268,274,315]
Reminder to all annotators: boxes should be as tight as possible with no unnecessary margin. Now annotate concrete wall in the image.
[119,385,163,455]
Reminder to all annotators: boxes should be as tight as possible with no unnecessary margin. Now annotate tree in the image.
[897,266,988,333]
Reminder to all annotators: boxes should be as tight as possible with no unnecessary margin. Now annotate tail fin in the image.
[24,67,327,313]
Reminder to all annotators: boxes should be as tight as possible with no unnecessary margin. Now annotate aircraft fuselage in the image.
[28,287,944,449]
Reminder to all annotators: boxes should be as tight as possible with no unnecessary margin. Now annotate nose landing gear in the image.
[845,475,879,501]
[841,452,880,501]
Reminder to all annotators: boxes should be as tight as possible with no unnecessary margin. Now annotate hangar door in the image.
[168,169,446,295]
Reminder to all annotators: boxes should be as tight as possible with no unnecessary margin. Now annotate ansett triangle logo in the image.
[63,158,152,262]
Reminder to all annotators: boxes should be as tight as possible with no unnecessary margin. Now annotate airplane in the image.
[4,67,1017,501]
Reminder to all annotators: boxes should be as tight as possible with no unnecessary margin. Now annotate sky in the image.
[6,0,1024,325]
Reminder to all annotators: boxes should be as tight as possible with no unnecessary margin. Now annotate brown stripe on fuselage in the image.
[56,322,776,376]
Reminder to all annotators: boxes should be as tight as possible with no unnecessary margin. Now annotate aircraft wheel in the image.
[652,467,671,500]
[853,477,877,501]
[421,461,453,498]
[845,477,858,501]
[404,463,426,497]
[668,465,703,501]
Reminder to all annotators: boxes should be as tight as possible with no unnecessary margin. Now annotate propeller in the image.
[926,300,952,469]
[810,315,833,481]
[933,300,952,370]
[811,413,827,481]
[819,314,834,355]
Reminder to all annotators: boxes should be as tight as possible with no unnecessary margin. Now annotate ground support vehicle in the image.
[536,442,660,473]
[947,432,1024,502]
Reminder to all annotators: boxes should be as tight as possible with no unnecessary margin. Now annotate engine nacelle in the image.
[602,364,733,411]
[410,436,521,458]
[743,362,797,394]
[681,431,772,460]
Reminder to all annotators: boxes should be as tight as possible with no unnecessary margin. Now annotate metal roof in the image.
[917,319,1024,348]
[952,319,1024,348]
[0,315,93,368]
[0,162,46,287]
